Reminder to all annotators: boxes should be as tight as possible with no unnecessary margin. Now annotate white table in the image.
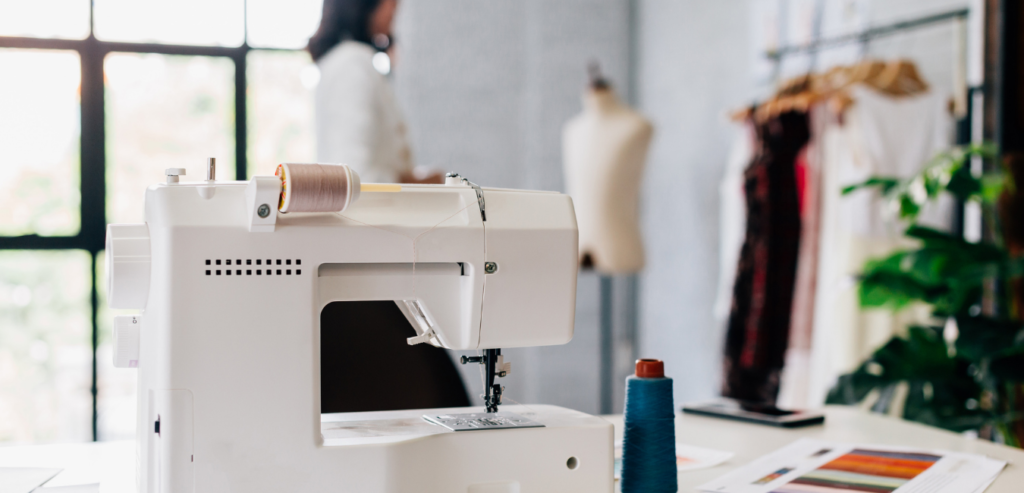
[604,405,1024,492]
[0,406,1020,492]
[0,440,134,492]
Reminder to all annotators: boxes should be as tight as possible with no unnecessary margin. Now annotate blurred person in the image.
[307,2,462,414]
[308,0,440,184]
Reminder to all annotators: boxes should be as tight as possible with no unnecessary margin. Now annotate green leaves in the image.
[956,315,1024,382]
[830,141,1024,440]
[990,352,1024,381]
[875,326,958,380]
[842,177,900,196]
[856,226,1008,314]
[954,315,1024,363]
[826,327,988,432]
[842,143,1001,222]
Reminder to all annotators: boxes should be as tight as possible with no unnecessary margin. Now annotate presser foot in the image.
[460,348,510,413]
[485,383,503,413]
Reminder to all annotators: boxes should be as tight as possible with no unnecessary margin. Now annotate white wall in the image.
[633,0,976,408]
[392,0,633,414]
[633,0,754,406]
[768,0,975,96]
[390,0,979,413]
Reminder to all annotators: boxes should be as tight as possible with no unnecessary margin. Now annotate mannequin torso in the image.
[563,88,653,274]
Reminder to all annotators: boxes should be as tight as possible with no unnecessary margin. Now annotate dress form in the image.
[563,86,653,274]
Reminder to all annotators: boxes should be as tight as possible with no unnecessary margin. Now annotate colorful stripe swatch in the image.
[755,468,795,485]
[771,449,940,493]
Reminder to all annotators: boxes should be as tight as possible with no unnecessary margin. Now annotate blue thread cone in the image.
[621,359,676,492]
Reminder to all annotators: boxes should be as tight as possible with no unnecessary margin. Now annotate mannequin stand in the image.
[600,275,613,414]
[597,274,640,415]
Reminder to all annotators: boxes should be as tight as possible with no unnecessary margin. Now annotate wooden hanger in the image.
[872,59,929,95]
[731,58,930,123]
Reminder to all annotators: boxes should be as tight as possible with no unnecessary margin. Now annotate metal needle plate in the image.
[422,412,545,432]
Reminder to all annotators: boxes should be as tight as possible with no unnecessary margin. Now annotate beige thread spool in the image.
[276,163,363,213]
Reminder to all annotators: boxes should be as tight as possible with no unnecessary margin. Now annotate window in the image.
[0,49,81,237]
[0,251,92,443]
[0,0,322,443]
[106,53,236,223]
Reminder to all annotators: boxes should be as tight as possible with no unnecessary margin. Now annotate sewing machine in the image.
[105,163,613,492]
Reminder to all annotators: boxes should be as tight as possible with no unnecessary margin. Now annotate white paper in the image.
[968,474,998,493]
[614,442,735,479]
[35,484,99,493]
[0,468,62,493]
[698,438,1006,493]
[675,443,737,472]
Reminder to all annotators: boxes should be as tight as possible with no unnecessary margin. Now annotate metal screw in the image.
[257,204,271,218]
[484,262,498,274]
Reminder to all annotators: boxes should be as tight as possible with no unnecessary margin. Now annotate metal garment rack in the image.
[764,6,978,234]
[753,6,980,411]
[765,8,969,61]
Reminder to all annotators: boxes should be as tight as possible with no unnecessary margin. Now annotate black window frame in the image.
[0,1,303,441]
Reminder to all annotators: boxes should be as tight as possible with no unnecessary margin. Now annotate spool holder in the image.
[245,176,283,233]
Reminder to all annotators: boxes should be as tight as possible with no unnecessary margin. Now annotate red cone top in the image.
[635,359,664,378]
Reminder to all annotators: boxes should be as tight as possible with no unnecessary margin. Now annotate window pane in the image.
[96,252,137,441]
[94,0,244,47]
[106,53,235,224]
[247,0,323,49]
[0,0,90,39]
[248,51,317,177]
[0,250,92,444]
[0,49,81,237]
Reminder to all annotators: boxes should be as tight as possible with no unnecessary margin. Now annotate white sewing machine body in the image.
[106,173,613,492]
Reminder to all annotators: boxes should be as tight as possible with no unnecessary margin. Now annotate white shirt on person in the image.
[315,40,412,183]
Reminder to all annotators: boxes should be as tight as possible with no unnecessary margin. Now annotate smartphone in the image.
[682,399,825,428]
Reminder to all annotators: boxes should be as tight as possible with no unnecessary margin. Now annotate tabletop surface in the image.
[604,405,1024,493]
[0,405,1020,492]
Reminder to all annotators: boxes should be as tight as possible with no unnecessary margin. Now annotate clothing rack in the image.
[765,8,969,61]
[762,5,978,230]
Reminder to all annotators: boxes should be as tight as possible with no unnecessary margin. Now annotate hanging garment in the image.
[776,105,829,410]
[805,86,953,406]
[714,123,755,325]
[723,110,809,405]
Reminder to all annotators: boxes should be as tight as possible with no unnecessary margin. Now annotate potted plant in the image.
[826,143,1024,446]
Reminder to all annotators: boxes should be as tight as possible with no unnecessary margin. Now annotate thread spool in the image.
[621,358,677,493]
[275,163,362,213]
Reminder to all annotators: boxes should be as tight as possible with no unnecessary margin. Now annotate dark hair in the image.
[307,0,383,61]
